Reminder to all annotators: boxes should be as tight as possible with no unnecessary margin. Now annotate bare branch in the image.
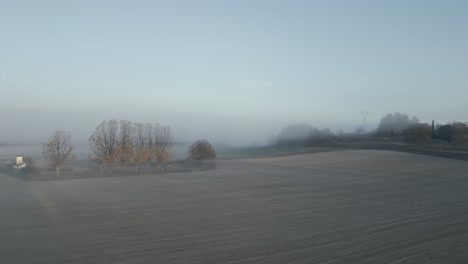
[43,130,75,176]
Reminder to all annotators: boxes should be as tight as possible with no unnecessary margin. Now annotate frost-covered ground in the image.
[1,150,468,263]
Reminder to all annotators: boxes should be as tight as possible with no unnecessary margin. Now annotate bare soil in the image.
[1,150,468,263]
[311,140,468,161]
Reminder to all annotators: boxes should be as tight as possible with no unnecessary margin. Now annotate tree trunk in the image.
[100,166,103,175]
[56,166,60,176]
[431,120,435,139]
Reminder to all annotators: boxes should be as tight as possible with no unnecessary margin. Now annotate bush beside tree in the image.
[187,139,216,161]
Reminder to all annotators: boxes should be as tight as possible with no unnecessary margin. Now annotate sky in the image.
[1,0,467,145]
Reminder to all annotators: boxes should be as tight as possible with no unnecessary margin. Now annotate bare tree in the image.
[132,122,147,172]
[133,123,174,171]
[143,123,155,169]
[88,135,105,175]
[89,120,119,174]
[43,130,76,176]
[90,120,175,174]
[154,124,174,168]
[115,120,133,170]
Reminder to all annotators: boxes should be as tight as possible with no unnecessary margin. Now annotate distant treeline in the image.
[272,113,468,146]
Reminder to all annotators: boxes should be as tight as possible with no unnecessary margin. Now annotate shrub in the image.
[405,123,432,143]
[451,122,468,145]
[187,139,216,161]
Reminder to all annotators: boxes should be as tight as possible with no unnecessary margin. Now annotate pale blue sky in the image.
[1,0,467,144]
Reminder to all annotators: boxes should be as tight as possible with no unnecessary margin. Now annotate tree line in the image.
[376,113,468,144]
[272,123,336,146]
[88,120,174,175]
[272,112,468,146]
[40,120,216,176]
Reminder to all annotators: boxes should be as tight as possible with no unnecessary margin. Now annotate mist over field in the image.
[2,1,467,149]
[0,107,367,147]
[2,1,468,263]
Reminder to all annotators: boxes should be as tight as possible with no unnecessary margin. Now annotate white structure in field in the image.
[13,155,26,169]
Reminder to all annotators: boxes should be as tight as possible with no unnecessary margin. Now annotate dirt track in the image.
[1,150,468,263]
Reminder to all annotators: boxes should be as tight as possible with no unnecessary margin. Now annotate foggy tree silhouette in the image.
[187,139,216,161]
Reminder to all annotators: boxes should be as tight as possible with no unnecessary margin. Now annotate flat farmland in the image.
[1,150,468,263]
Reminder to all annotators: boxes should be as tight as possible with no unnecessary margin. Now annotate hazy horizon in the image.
[2,0,467,145]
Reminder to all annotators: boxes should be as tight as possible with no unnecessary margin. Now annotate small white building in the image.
[13,155,26,169]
